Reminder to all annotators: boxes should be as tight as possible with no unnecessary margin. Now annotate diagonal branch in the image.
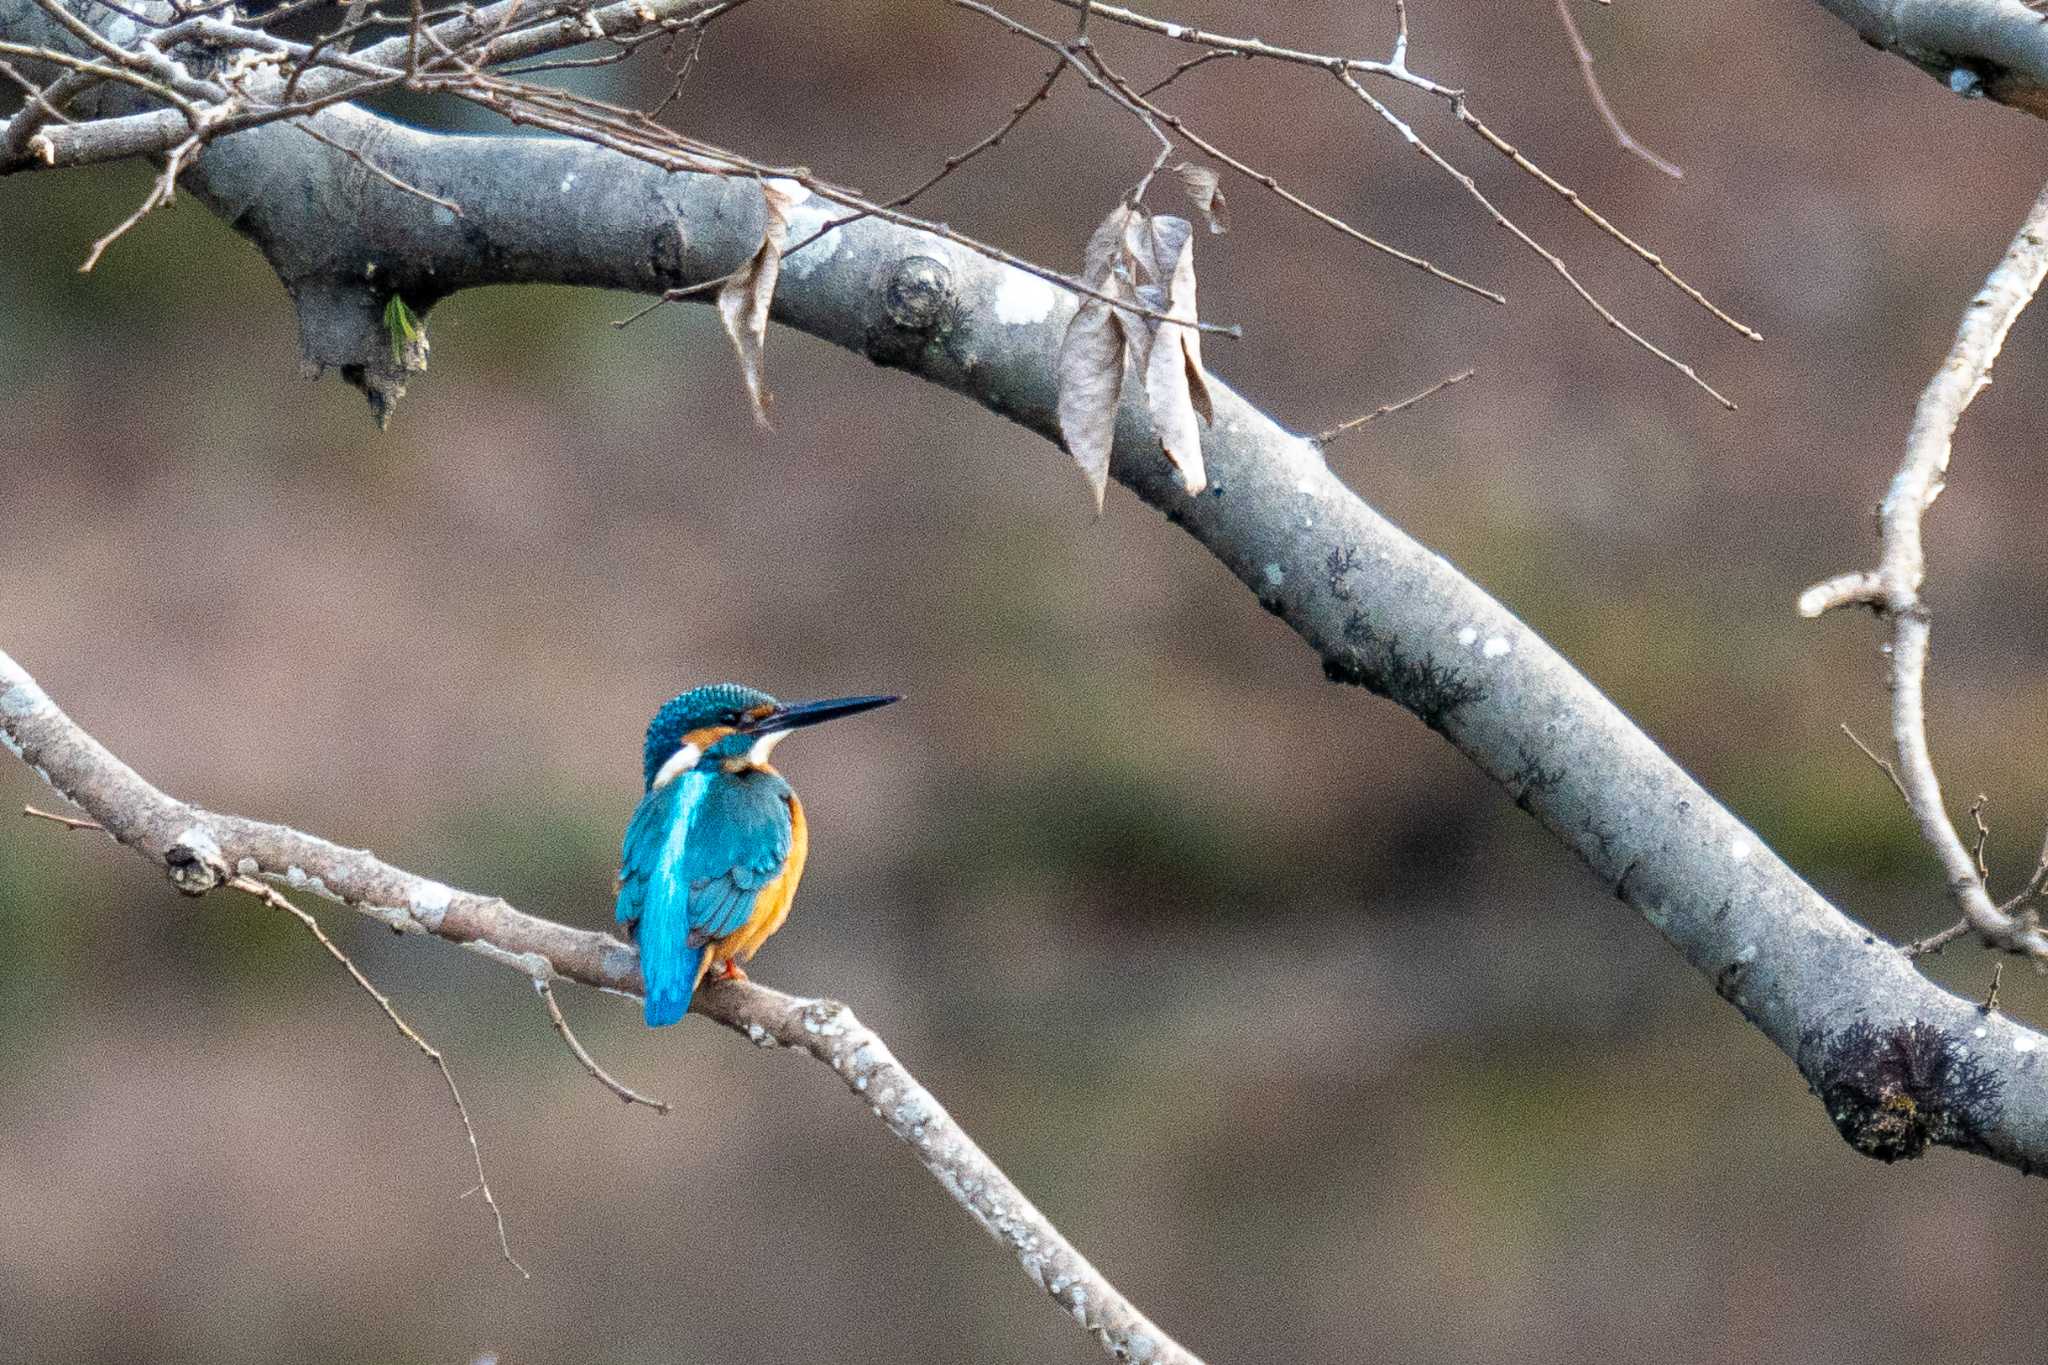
[0,647,1203,1365]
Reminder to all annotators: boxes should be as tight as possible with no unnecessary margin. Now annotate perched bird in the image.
[617,683,898,1026]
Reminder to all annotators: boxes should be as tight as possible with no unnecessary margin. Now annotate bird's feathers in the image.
[616,762,796,1026]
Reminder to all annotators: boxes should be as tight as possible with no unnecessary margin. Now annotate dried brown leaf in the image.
[1138,216,1211,493]
[716,178,798,428]
[1173,163,1229,235]
[1083,202,1141,286]
[1056,295,1127,513]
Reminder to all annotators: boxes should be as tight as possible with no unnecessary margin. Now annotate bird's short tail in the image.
[643,940,710,1028]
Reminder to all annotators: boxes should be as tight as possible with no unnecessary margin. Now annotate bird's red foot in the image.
[715,959,749,982]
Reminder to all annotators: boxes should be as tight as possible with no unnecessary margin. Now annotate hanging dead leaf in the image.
[1136,216,1211,494]
[1083,201,1141,285]
[1056,295,1126,513]
[1056,203,1148,511]
[716,178,798,428]
[1172,163,1229,235]
[1123,281,1165,376]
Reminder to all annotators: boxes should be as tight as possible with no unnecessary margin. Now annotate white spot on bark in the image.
[1975,1026,1990,1039]
[1728,838,1751,862]
[993,269,1059,325]
[558,171,577,192]
[765,177,811,205]
[1262,563,1285,588]
[432,206,456,226]
[1456,626,1479,647]
[1482,635,1511,658]
[286,865,308,886]
[236,858,259,875]
[2016,1035,2039,1054]
[1,680,49,718]
[1164,23,1183,37]
[411,880,455,915]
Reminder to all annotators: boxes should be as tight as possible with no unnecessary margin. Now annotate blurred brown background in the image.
[7,2,2048,1361]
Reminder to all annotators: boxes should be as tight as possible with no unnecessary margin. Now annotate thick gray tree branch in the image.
[0,647,1201,1365]
[1814,0,2048,116]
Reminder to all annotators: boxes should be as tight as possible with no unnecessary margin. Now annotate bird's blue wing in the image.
[682,770,794,945]
[614,768,793,1027]
[617,772,711,1026]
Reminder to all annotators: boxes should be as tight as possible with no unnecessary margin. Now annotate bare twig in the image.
[1840,721,1909,802]
[784,52,1068,263]
[1446,100,1758,342]
[1552,0,1683,179]
[533,977,672,1114]
[23,801,99,829]
[1904,918,1973,959]
[226,873,527,1278]
[1801,179,2048,960]
[1969,795,1991,882]
[1314,367,1475,447]
[0,646,1200,1365]
[78,128,202,271]
[1339,71,1733,408]
[958,0,1505,306]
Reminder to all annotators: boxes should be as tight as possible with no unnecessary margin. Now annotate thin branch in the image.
[1034,0,1755,347]
[1801,178,2048,960]
[1136,47,1239,98]
[1552,0,1683,179]
[1339,70,1732,408]
[23,801,99,829]
[783,51,1068,263]
[1904,918,1973,959]
[533,977,672,1114]
[957,0,1506,306]
[78,128,201,271]
[0,646,1201,1365]
[226,872,527,1278]
[1840,721,1908,802]
[1314,366,1475,447]
[1446,99,1759,341]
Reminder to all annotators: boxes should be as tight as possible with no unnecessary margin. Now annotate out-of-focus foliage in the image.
[7,2,2048,1361]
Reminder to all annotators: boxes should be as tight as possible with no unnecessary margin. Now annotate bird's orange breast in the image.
[715,790,808,965]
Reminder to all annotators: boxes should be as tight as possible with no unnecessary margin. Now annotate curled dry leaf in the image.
[717,178,799,428]
[1054,205,1216,505]
[1139,215,1212,494]
[1057,202,1144,512]
[1172,162,1229,235]
[1057,296,1126,512]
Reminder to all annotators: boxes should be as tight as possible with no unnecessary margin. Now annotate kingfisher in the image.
[617,683,898,1027]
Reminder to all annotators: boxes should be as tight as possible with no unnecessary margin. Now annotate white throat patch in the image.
[746,730,791,766]
[651,742,703,789]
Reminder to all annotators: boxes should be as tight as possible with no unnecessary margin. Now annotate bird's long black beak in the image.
[745,694,900,735]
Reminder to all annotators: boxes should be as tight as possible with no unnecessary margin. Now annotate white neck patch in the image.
[747,730,791,766]
[651,741,703,789]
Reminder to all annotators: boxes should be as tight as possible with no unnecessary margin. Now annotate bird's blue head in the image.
[641,683,899,789]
